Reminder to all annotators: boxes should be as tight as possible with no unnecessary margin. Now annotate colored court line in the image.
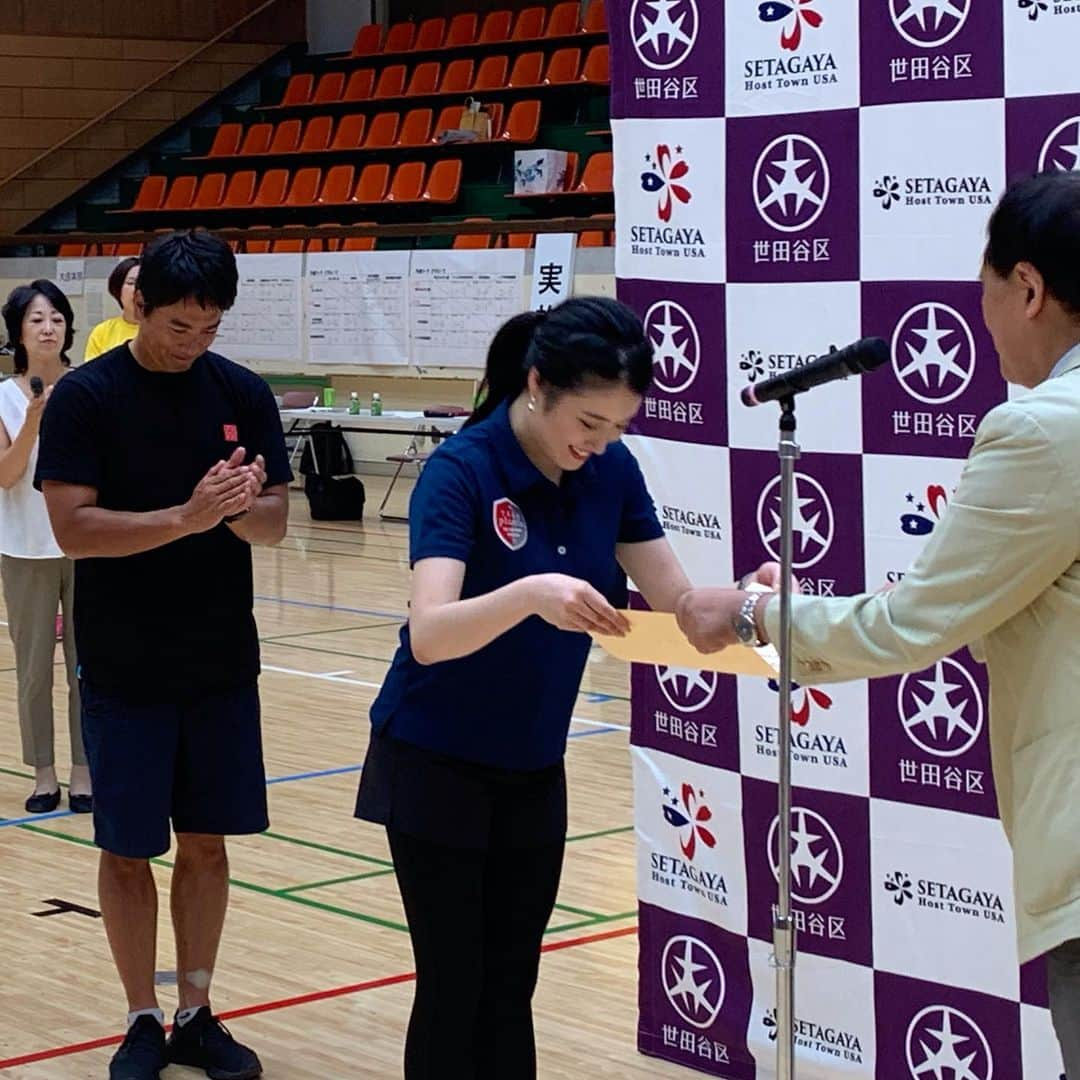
[278,868,396,894]
[260,622,402,643]
[0,924,638,1071]
[255,594,405,620]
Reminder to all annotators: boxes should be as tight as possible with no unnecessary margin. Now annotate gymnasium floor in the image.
[0,478,688,1078]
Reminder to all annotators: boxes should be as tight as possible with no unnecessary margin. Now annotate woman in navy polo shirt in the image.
[355,297,775,1079]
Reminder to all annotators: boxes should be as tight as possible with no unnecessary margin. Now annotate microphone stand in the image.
[772,394,798,1080]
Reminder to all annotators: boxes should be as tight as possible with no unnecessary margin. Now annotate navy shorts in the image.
[80,680,269,859]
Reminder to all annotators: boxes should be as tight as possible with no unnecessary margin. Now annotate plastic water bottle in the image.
[371,392,383,417]
[348,392,360,415]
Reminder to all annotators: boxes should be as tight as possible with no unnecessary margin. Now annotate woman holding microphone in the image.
[355,296,777,1079]
[0,280,87,813]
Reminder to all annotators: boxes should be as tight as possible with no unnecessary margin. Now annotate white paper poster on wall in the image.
[214,254,303,364]
[410,249,526,369]
[56,259,85,297]
[306,250,410,366]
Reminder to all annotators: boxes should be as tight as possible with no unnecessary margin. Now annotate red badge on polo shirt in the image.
[493,498,527,552]
[223,424,238,442]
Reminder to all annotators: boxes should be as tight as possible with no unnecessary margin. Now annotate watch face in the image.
[732,613,755,645]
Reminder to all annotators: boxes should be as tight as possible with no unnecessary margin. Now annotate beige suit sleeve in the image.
[763,405,1080,684]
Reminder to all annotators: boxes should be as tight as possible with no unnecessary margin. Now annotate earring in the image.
[527,397,536,412]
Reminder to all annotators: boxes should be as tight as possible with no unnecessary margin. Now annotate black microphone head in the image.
[740,384,758,407]
[29,376,43,397]
[857,337,890,373]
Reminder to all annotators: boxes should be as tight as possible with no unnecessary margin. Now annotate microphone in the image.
[740,337,889,407]
[29,376,43,398]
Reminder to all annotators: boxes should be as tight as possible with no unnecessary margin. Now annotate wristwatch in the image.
[731,592,766,647]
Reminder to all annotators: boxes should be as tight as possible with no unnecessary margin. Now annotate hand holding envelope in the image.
[591,560,794,676]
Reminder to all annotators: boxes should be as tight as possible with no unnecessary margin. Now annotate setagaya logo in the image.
[662,782,717,860]
[640,144,693,222]
[757,0,823,50]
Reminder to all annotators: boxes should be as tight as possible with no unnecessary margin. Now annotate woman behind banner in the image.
[354,296,779,1079]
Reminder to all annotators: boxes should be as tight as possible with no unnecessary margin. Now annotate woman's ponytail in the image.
[465,309,546,426]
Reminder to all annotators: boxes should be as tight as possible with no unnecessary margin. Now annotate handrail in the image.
[0,0,291,193]
[0,215,614,249]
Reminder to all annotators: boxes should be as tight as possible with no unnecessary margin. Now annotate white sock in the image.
[175,1006,203,1027]
[128,1008,164,1029]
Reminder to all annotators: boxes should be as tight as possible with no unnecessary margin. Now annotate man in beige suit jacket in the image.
[677,171,1080,1073]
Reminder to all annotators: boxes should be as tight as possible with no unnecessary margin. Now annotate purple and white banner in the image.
[610,0,1075,1073]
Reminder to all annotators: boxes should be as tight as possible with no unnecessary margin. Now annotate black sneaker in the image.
[109,1015,166,1080]
[166,1007,262,1079]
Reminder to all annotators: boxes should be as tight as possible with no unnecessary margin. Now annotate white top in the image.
[0,378,63,559]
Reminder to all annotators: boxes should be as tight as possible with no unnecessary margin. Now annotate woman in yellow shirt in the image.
[83,256,139,361]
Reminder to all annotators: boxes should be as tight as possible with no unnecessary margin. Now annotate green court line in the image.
[262,830,395,868]
[260,622,402,644]
[278,868,397,894]
[12,819,632,937]
[544,911,636,935]
[13,820,409,933]
[565,824,635,843]
[552,901,605,919]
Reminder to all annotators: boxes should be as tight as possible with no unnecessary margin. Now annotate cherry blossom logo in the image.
[768,678,834,727]
[662,782,717,860]
[641,144,692,222]
[900,484,949,536]
[757,0,823,51]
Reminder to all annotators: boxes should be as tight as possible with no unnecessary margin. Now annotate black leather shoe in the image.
[24,788,61,814]
[69,792,93,814]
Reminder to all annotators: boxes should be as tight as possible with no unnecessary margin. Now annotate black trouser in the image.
[388,827,565,1080]
[1049,937,1080,1079]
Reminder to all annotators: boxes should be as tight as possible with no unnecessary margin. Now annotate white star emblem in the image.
[758,473,834,569]
[662,936,725,1029]
[631,0,699,70]
[890,0,971,47]
[899,657,983,758]
[645,300,700,395]
[768,807,843,904]
[657,665,718,713]
[753,135,830,233]
[1039,117,1080,173]
[906,1007,992,1080]
[891,302,976,405]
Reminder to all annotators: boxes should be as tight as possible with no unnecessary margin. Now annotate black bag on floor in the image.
[303,473,366,521]
[299,422,365,520]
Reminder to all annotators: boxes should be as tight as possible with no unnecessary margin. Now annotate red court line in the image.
[0,924,638,1070]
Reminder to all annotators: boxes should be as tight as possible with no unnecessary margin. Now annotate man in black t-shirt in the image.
[36,231,292,1080]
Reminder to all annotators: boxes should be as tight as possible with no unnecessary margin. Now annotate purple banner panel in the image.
[861,281,1007,458]
[638,901,756,1077]
[619,278,728,446]
[860,0,1003,105]
[609,0,725,119]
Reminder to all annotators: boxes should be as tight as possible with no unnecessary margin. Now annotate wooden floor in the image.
[0,477,688,1079]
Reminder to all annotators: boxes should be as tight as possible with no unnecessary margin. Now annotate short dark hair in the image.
[2,280,75,374]
[107,256,140,307]
[136,230,238,316]
[985,171,1080,317]
[467,296,654,426]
